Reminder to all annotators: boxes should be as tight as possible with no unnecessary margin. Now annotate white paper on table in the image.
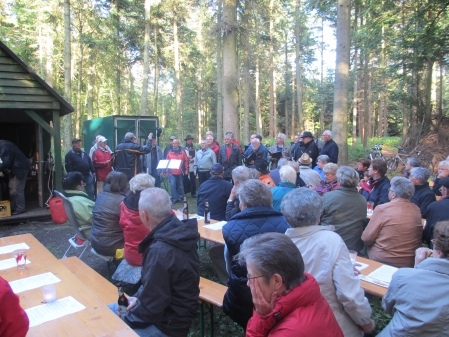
[10,272,61,294]
[359,265,398,288]
[156,160,169,170]
[25,296,86,328]
[203,221,227,230]
[0,257,31,271]
[353,262,369,272]
[0,243,30,255]
[167,160,181,169]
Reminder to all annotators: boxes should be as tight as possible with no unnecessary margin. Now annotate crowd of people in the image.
[4,128,449,337]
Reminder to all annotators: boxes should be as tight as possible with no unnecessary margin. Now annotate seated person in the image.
[313,163,340,196]
[197,163,233,221]
[404,156,420,179]
[432,160,449,196]
[359,158,390,209]
[362,176,422,268]
[109,188,199,337]
[225,166,251,221]
[286,160,306,187]
[269,158,288,185]
[62,171,95,239]
[256,161,276,187]
[90,171,129,257]
[356,158,371,180]
[298,153,321,188]
[282,188,375,336]
[271,165,296,211]
[410,167,436,218]
[0,276,29,337]
[314,154,330,180]
[423,177,449,247]
[321,167,367,252]
[222,180,289,329]
[239,233,343,337]
[378,221,449,337]
[119,173,155,266]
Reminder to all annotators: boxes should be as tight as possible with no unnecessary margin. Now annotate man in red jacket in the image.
[0,276,29,337]
[166,139,189,204]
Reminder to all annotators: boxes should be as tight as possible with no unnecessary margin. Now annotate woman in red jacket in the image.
[238,233,343,337]
[0,276,29,337]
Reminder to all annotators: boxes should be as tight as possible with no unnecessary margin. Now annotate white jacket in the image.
[285,226,372,337]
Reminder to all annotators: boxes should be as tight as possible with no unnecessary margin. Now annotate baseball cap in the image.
[98,136,107,143]
[72,138,81,144]
[124,132,136,140]
[211,163,224,175]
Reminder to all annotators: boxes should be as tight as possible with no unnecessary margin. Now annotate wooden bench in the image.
[60,256,117,304]
[199,277,227,337]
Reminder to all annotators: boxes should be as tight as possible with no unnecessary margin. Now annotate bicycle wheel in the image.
[387,158,398,171]
[421,158,435,176]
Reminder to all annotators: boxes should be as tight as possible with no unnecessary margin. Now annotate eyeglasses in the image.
[388,188,395,193]
[439,187,446,193]
[247,275,264,282]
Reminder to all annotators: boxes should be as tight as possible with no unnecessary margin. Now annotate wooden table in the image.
[197,218,225,245]
[0,234,137,336]
[356,256,389,297]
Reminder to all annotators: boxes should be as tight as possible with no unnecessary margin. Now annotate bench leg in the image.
[200,302,205,337]
[209,303,214,337]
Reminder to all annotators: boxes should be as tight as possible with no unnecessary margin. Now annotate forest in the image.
[1,0,449,164]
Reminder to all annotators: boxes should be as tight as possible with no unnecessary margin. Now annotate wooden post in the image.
[53,105,63,191]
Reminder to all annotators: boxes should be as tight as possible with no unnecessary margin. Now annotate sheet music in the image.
[359,265,398,288]
[10,272,61,294]
[26,296,86,328]
[0,243,30,255]
[167,159,182,169]
[203,221,227,230]
[0,257,31,271]
[156,160,169,169]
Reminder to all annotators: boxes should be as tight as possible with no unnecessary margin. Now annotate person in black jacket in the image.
[291,131,319,167]
[410,167,436,218]
[114,132,153,181]
[359,158,390,209]
[423,177,449,248]
[109,187,200,337]
[0,140,30,215]
[218,134,242,182]
[65,138,96,200]
[319,130,339,163]
[432,160,449,196]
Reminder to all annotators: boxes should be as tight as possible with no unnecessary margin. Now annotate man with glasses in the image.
[319,130,339,163]
[424,177,449,247]
[432,160,449,196]
[268,133,290,170]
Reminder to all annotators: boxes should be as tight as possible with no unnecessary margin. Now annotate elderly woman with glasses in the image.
[313,154,329,180]
[313,163,340,196]
[378,221,449,336]
[432,160,449,196]
[238,233,343,337]
[362,176,422,268]
[282,188,375,337]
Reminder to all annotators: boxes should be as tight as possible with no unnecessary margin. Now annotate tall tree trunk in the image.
[332,0,350,164]
[268,0,275,138]
[367,67,372,138]
[216,0,223,141]
[153,25,159,116]
[45,29,53,87]
[362,52,369,147]
[320,18,325,135]
[87,53,94,120]
[243,2,251,145]
[255,19,262,136]
[273,69,277,136]
[352,49,358,147]
[140,0,152,116]
[424,59,433,129]
[75,40,83,138]
[284,33,289,137]
[197,17,204,141]
[295,0,303,130]
[222,0,239,139]
[173,7,183,136]
[291,70,295,138]
[63,0,72,153]
[112,0,121,115]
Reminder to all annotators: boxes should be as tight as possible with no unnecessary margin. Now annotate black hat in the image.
[440,177,449,189]
[302,131,313,139]
[211,163,224,175]
[184,135,194,141]
[255,160,269,175]
[255,135,263,141]
[72,138,81,144]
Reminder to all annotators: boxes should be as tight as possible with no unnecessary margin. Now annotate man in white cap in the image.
[89,135,112,159]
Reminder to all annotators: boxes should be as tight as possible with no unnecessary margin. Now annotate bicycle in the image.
[368,144,386,161]
[386,146,434,175]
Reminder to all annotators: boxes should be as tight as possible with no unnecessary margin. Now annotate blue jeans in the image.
[83,174,95,200]
[169,173,184,203]
[108,303,168,337]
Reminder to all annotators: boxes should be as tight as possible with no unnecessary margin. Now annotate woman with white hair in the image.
[362,176,423,268]
[271,165,297,211]
[282,188,375,336]
[313,154,330,180]
[313,163,340,196]
[119,173,155,266]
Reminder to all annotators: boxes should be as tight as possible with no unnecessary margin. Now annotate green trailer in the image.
[82,115,159,151]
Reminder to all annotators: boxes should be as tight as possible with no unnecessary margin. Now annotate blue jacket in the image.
[222,206,289,328]
[359,175,390,209]
[271,182,296,211]
[319,139,339,163]
[65,148,94,176]
[411,182,436,218]
[196,176,233,221]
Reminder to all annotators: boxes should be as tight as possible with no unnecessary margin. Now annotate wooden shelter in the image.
[0,40,74,209]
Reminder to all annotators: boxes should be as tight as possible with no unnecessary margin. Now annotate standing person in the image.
[292,131,319,167]
[226,131,241,149]
[109,188,200,337]
[206,131,220,147]
[218,134,242,182]
[144,137,163,188]
[206,135,220,160]
[65,138,96,200]
[166,139,189,204]
[268,133,290,170]
[183,135,198,198]
[194,139,217,186]
[319,130,339,163]
[0,140,30,215]
[163,136,177,158]
[92,136,112,195]
[89,134,112,159]
[114,132,153,181]
[243,138,267,168]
